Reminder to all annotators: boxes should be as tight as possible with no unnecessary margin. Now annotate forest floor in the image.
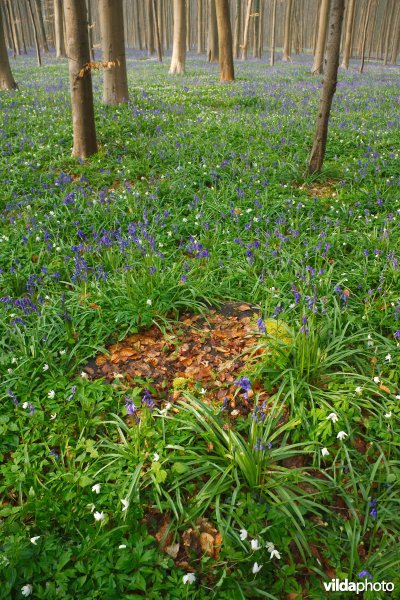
[1,51,400,599]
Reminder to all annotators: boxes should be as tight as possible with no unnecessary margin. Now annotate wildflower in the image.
[357,570,372,579]
[142,389,155,410]
[153,452,160,462]
[30,536,40,545]
[146,299,152,306]
[29,404,35,416]
[121,499,129,512]
[384,412,392,418]
[326,412,339,424]
[321,447,330,457]
[252,562,263,574]
[239,529,248,541]
[118,544,127,549]
[234,376,252,392]
[47,390,55,399]
[22,402,29,409]
[43,364,49,371]
[250,539,261,551]
[21,584,33,597]
[394,330,400,340]
[81,371,88,379]
[370,498,377,520]
[254,436,266,451]
[93,511,105,521]
[265,542,275,553]
[373,376,380,384]
[50,413,57,420]
[67,385,77,401]
[7,390,18,406]
[125,397,137,415]
[270,548,281,560]
[355,386,362,395]
[385,354,392,362]
[182,573,196,584]
[257,317,266,334]
[91,484,101,494]
[337,431,348,441]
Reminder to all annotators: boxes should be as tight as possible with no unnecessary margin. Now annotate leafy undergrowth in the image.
[1,51,400,598]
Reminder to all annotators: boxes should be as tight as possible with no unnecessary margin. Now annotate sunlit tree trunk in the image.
[99,0,129,104]
[6,0,21,55]
[241,0,252,60]
[340,0,355,68]
[282,0,293,61]
[311,0,330,74]
[0,5,17,89]
[252,0,260,58]
[215,0,234,80]
[64,0,97,158]
[207,0,219,62]
[308,0,345,174]
[87,0,95,61]
[169,0,186,74]
[197,0,204,52]
[389,2,400,64]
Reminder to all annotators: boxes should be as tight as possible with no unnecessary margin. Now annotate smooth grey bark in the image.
[64,0,97,158]
[308,0,345,174]
[99,0,129,104]
[27,0,41,66]
[282,0,293,61]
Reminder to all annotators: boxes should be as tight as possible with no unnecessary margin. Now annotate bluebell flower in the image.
[234,377,251,392]
[357,570,372,579]
[369,498,377,520]
[257,318,266,334]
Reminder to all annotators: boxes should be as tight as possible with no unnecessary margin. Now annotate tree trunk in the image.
[359,0,373,73]
[215,0,234,80]
[146,0,155,55]
[233,0,241,58]
[197,0,204,52]
[340,0,355,68]
[282,0,293,61]
[34,0,49,52]
[389,2,400,64]
[270,0,277,66]
[241,0,252,60]
[252,0,260,58]
[7,0,21,55]
[99,0,129,104]
[308,0,345,175]
[311,0,331,74]
[15,1,27,54]
[54,0,66,57]
[27,0,42,66]
[87,0,95,61]
[64,0,97,158]
[169,0,186,74]
[0,4,17,89]
[207,0,219,62]
[153,0,163,60]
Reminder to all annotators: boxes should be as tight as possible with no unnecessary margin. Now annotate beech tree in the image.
[311,0,331,74]
[64,0,97,158]
[0,4,17,90]
[54,0,66,58]
[282,0,293,61]
[341,0,355,69]
[241,0,252,60]
[207,0,219,62]
[308,0,345,174]
[99,0,129,104]
[169,0,186,74]
[215,0,234,81]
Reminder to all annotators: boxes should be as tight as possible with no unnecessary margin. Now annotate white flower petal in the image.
[183,573,196,584]
[239,528,248,541]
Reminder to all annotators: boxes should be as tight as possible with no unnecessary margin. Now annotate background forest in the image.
[0,1,400,599]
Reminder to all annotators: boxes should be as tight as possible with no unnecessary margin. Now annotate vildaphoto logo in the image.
[323,579,394,594]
